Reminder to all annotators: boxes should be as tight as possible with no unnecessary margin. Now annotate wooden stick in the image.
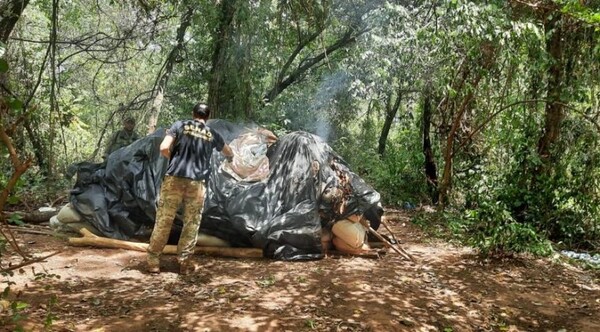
[51,195,67,207]
[327,249,384,259]
[7,227,68,238]
[368,226,416,262]
[369,242,385,248]
[359,218,416,263]
[380,218,399,244]
[0,251,62,273]
[68,228,263,258]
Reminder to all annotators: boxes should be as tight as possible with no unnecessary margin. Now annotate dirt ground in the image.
[1,211,599,332]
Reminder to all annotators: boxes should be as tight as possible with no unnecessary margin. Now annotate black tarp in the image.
[69,120,382,260]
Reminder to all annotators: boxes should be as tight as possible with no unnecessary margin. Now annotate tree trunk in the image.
[147,5,194,134]
[422,91,438,204]
[536,14,564,173]
[437,90,477,207]
[2,210,58,223]
[377,90,401,156]
[0,0,29,43]
[263,29,322,103]
[0,120,32,259]
[23,117,48,171]
[437,43,495,207]
[208,0,238,119]
[147,88,164,135]
[262,27,362,104]
[0,0,31,127]
[46,0,59,177]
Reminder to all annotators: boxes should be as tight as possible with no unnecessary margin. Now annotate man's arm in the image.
[160,135,175,159]
[222,143,234,162]
[222,144,233,157]
[104,132,118,158]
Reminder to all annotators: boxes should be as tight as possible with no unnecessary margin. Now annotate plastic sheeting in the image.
[69,120,382,260]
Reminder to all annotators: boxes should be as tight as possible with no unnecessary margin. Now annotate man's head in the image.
[193,103,210,120]
[123,117,136,132]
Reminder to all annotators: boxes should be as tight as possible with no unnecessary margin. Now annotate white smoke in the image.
[310,71,349,142]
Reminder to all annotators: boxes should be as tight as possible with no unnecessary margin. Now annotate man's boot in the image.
[179,258,198,275]
[147,254,160,274]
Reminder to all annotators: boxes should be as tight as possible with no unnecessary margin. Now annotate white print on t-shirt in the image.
[183,124,213,141]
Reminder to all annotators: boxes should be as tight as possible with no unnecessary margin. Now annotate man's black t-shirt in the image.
[165,119,225,181]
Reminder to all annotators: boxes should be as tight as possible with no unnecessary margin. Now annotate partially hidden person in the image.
[147,103,234,275]
[104,116,140,159]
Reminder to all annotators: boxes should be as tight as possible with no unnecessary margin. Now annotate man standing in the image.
[104,116,140,159]
[147,103,233,275]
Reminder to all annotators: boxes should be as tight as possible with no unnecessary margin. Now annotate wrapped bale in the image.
[331,219,370,254]
[56,203,82,223]
[50,215,103,236]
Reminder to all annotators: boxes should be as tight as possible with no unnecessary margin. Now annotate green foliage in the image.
[413,207,553,257]
[366,141,427,207]
[0,270,60,330]
[334,114,428,207]
[0,235,7,261]
[558,0,600,26]
[521,172,600,249]
[0,59,8,73]
[463,202,553,256]
[516,117,599,248]
[1,281,27,331]
[446,103,600,254]
[7,213,25,226]
[44,294,58,329]
[13,168,71,209]
[255,274,276,288]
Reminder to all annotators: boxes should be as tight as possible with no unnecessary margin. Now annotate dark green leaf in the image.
[8,213,25,226]
[14,301,29,310]
[7,196,20,205]
[8,98,23,111]
[0,59,7,73]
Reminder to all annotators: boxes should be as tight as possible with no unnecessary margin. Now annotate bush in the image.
[334,122,429,208]
[464,202,553,256]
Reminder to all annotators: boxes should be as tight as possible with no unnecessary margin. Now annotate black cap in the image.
[193,103,210,119]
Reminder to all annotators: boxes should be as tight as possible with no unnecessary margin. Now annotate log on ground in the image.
[68,228,263,258]
[3,210,58,224]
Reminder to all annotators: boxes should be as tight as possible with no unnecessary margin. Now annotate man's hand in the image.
[160,148,171,159]
[222,144,234,163]
[160,135,174,159]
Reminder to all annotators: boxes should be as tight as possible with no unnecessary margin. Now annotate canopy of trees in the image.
[1,0,599,255]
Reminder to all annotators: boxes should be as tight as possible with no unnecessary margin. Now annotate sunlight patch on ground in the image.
[258,291,294,310]
[225,314,275,332]
[207,277,253,287]
[180,313,226,331]
[336,258,377,272]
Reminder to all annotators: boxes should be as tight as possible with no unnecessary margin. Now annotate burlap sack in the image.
[331,219,369,254]
[56,203,82,223]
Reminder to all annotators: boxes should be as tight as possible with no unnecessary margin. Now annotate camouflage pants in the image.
[147,175,205,262]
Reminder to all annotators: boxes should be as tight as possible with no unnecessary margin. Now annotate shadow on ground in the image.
[2,214,599,331]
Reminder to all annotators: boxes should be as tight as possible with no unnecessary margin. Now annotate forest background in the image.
[1,0,599,258]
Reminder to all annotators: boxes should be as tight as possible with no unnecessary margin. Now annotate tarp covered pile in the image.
[68,120,382,260]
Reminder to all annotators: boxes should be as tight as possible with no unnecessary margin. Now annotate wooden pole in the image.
[68,228,263,258]
[0,251,62,273]
[380,217,399,244]
[359,218,416,263]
